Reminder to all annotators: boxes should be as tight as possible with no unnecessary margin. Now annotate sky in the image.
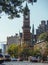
[0,0,48,46]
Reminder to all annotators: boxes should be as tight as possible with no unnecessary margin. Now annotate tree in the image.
[7,44,18,58]
[39,32,48,56]
[18,43,34,60]
[18,43,29,59]
[38,32,48,42]
[0,0,37,19]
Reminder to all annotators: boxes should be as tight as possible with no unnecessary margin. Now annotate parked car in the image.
[31,56,39,62]
[4,54,11,61]
[28,56,39,62]
[11,58,17,61]
[0,54,4,64]
[17,57,23,61]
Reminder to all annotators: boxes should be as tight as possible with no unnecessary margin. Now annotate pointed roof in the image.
[32,24,34,35]
[24,3,30,14]
[25,3,29,11]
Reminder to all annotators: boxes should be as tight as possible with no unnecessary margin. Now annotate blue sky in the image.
[0,0,48,45]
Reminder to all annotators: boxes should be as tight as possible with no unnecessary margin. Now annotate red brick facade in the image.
[22,4,31,46]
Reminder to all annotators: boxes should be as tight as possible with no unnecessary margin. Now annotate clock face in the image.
[25,15,28,18]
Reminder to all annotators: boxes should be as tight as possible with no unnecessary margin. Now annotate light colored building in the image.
[2,44,7,54]
[0,44,7,54]
[7,33,20,46]
[34,41,47,55]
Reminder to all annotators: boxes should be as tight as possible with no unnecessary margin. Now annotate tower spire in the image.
[32,24,35,46]
[22,2,31,46]
[25,3,29,11]
[32,24,34,35]
[24,3,29,14]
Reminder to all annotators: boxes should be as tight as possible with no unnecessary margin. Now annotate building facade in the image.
[36,20,48,36]
[0,44,7,54]
[7,34,20,46]
[34,41,47,56]
[2,44,7,54]
[22,4,31,46]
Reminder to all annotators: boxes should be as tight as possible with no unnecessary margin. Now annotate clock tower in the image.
[22,4,31,46]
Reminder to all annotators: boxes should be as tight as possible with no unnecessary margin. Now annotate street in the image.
[0,61,48,65]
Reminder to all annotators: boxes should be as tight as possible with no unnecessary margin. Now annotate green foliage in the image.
[21,48,30,57]
[8,44,18,58]
[39,32,48,42]
[34,48,41,56]
[7,43,42,58]
[0,0,37,19]
[45,41,48,56]
[38,32,48,56]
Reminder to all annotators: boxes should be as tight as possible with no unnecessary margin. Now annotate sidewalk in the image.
[43,61,48,63]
